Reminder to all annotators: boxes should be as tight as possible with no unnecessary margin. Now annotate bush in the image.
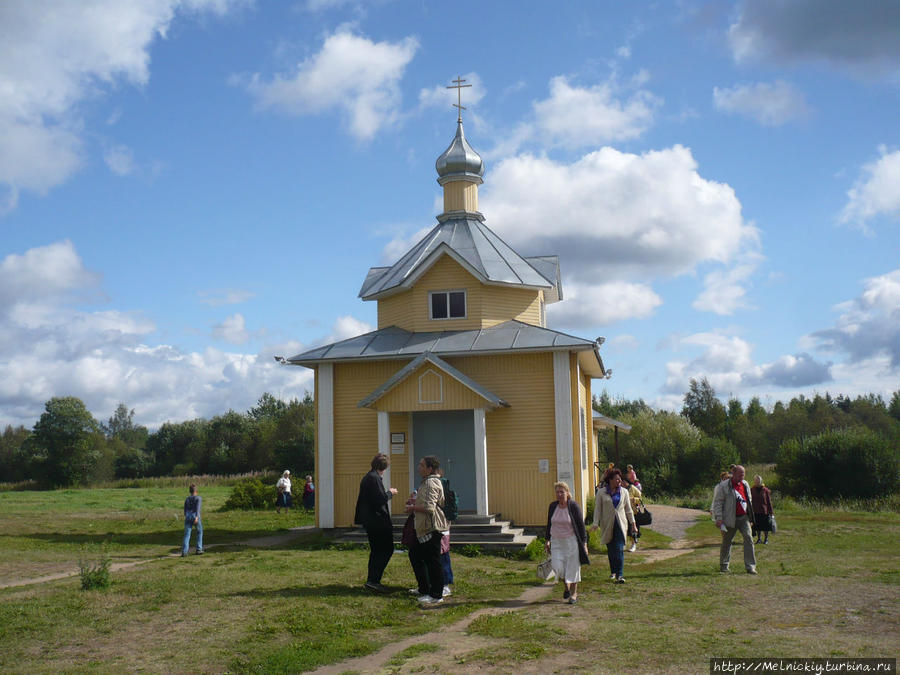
[221,477,276,510]
[776,427,899,499]
[678,436,739,491]
[522,537,546,561]
[597,410,703,494]
[78,547,111,591]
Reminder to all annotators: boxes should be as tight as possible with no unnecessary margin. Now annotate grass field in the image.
[0,486,897,673]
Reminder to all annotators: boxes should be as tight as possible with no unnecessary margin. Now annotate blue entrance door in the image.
[412,410,475,511]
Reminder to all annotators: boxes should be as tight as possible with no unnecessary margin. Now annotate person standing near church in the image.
[712,465,757,574]
[355,453,398,592]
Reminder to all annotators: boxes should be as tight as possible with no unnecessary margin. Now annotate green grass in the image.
[0,486,897,673]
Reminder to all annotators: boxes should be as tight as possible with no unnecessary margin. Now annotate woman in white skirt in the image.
[544,481,589,604]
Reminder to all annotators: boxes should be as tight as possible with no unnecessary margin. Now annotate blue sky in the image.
[1,0,898,429]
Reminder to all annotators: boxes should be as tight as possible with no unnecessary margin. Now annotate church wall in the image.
[376,289,415,330]
[371,362,496,412]
[319,348,590,526]
[443,182,479,212]
[445,351,558,526]
[376,255,546,332]
[330,359,405,526]
[479,284,542,327]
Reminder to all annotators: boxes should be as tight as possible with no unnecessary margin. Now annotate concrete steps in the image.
[336,513,536,551]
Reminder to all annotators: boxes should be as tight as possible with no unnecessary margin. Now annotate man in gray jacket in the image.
[712,465,757,574]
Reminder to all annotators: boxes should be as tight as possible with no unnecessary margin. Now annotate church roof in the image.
[358,217,560,301]
[287,319,606,377]
[435,120,484,184]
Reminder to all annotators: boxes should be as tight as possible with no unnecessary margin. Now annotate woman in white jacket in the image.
[591,468,636,583]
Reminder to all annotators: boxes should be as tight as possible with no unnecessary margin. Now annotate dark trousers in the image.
[607,521,625,577]
[364,520,394,584]
[409,531,444,598]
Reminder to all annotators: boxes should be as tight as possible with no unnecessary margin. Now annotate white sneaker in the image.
[442,585,452,597]
[408,588,420,596]
[610,574,617,580]
[419,595,443,605]
[628,544,637,552]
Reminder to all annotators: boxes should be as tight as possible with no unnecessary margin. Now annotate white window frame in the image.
[429,289,467,320]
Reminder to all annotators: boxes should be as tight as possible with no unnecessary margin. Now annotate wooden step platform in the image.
[335,513,536,551]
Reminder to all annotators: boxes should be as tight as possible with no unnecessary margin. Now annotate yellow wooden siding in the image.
[488,468,557,526]
[369,362,498,412]
[388,412,409,498]
[376,255,545,331]
[443,181,479,213]
[331,360,404,525]
[321,350,589,526]
[444,352,558,525]
[377,289,416,331]
[480,284,542,327]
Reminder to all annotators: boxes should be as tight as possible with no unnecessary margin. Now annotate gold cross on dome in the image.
[446,76,472,122]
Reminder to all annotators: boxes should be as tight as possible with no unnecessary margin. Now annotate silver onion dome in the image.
[435,121,484,184]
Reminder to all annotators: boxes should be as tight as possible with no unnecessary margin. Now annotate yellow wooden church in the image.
[286,108,610,527]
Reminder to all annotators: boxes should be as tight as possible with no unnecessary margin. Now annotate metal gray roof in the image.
[357,351,508,409]
[288,319,598,364]
[435,120,484,184]
[358,217,558,300]
[592,410,632,433]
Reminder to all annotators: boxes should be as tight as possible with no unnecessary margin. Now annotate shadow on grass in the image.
[2,528,316,549]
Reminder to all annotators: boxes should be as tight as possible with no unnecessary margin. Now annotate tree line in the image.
[593,379,900,499]
[0,393,314,488]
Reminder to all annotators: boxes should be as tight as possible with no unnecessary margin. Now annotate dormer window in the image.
[430,290,466,319]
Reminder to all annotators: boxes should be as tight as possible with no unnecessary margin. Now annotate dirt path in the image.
[311,505,706,675]
[0,525,317,590]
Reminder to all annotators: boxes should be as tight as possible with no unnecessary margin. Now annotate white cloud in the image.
[103,144,136,176]
[474,145,757,327]
[812,269,900,369]
[198,289,255,306]
[331,315,373,341]
[213,313,250,345]
[418,72,485,112]
[548,281,661,327]
[485,146,754,275]
[712,81,810,126]
[840,146,900,229]
[489,75,661,157]
[0,241,312,430]
[728,0,900,79]
[662,331,832,397]
[0,240,100,305]
[693,252,762,315]
[532,76,661,149]
[243,30,419,141]
[0,0,243,208]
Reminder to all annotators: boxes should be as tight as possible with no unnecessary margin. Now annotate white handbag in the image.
[537,558,555,580]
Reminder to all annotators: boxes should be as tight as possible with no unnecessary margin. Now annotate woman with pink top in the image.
[544,481,589,604]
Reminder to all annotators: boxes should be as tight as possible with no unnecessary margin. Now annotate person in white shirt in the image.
[276,470,292,514]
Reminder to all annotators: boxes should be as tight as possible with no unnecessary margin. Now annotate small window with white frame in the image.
[429,290,466,319]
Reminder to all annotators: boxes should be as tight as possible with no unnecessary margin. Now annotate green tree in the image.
[889,391,900,423]
[29,397,103,487]
[0,425,32,483]
[682,377,727,438]
[596,409,702,493]
[777,427,899,499]
[248,393,288,422]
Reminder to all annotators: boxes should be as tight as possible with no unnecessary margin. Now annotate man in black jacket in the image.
[355,453,398,592]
